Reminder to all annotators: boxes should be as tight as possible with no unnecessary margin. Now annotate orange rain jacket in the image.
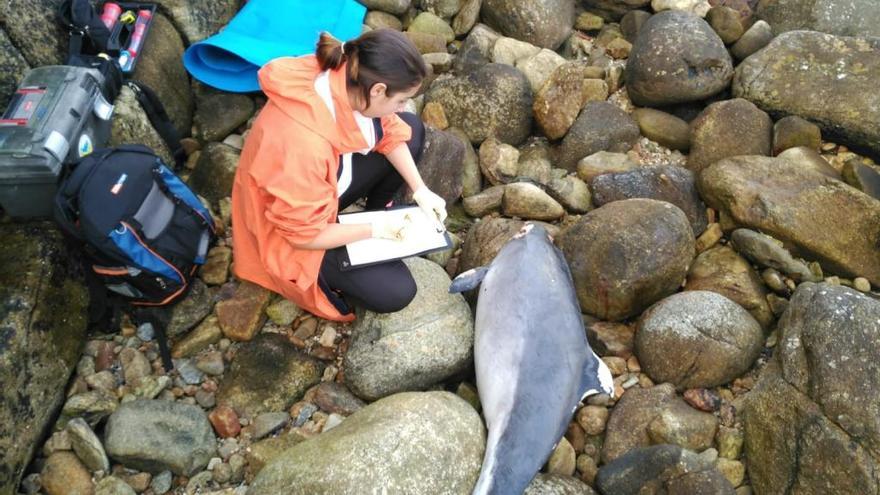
[231,55,412,321]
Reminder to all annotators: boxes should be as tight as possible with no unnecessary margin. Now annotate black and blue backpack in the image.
[54,144,215,370]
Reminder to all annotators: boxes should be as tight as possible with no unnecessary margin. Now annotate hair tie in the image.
[341,42,346,55]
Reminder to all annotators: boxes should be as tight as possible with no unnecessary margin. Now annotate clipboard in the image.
[336,206,453,271]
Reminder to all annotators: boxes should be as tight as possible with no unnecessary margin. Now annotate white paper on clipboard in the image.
[337,206,451,268]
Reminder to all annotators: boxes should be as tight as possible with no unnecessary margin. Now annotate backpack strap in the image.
[127,81,186,170]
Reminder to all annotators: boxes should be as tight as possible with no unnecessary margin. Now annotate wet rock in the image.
[67,417,110,472]
[603,384,717,462]
[576,151,637,183]
[577,405,610,436]
[0,225,88,493]
[463,185,506,217]
[776,147,840,179]
[0,0,66,69]
[700,157,880,285]
[453,0,481,34]
[194,87,255,142]
[253,412,290,440]
[597,444,736,494]
[620,9,652,41]
[687,98,773,174]
[245,431,309,479]
[109,86,176,166]
[481,0,575,49]
[62,389,119,425]
[40,452,93,495]
[627,11,733,106]
[216,281,272,342]
[104,399,216,475]
[745,283,880,493]
[458,217,527,273]
[95,476,137,495]
[171,315,222,359]
[492,37,541,66]
[590,165,708,235]
[772,115,822,155]
[582,0,652,20]
[344,258,473,400]
[636,291,764,389]
[534,62,609,140]
[248,392,484,494]
[632,108,691,152]
[415,127,466,204]
[367,10,404,30]
[517,49,567,93]
[209,405,241,439]
[425,63,533,146]
[188,142,241,206]
[406,31,448,53]
[707,6,744,43]
[502,182,565,221]
[755,0,880,38]
[729,230,816,282]
[730,19,773,60]
[448,127,482,198]
[313,382,367,416]
[479,137,520,186]
[453,24,501,75]
[200,246,232,286]
[547,176,593,214]
[131,13,192,133]
[733,31,880,155]
[0,29,31,113]
[683,388,722,412]
[586,321,635,359]
[216,333,323,417]
[560,199,695,321]
[557,102,640,171]
[686,245,774,328]
[547,437,577,476]
[153,0,239,44]
[265,298,301,327]
[842,159,880,200]
[166,278,214,337]
[408,12,455,43]
[652,0,712,16]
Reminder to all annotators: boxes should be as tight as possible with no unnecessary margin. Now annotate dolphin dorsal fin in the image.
[579,351,615,401]
[449,266,489,293]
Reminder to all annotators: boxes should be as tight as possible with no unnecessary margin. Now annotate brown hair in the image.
[316,29,427,110]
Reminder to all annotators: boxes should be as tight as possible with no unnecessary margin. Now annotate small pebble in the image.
[323,413,345,431]
[185,470,213,494]
[212,462,233,484]
[290,402,319,427]
[854,277,871,292]
[150,470,173,495]
[137,322,155,341]
[621,375,639,389]
[683,388,721,412]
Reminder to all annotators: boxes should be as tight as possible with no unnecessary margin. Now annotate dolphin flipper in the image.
[579,351,615,400]
[449,266,489,293]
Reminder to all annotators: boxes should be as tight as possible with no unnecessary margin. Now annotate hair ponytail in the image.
[314,29,427,110]
[316,32,347,71]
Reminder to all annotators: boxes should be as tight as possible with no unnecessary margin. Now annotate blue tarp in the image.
[183,0,366,93]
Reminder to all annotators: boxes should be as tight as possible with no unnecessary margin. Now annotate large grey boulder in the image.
[733,31,880,156]
[248,392,485,494]
[0,0,67,68]
[687,98,773,174]
[560,199,695,321]
[109,86,176,166]
[131,12,193,135]
[557,102,640,171]
[0,28,30,107]
[636,291,764,389]
[104,400,217,475]
[698,156,880,285]
[626,10,734,107]
[745,283,880,494]
[755,0,880,37]
[481,0,575,50]
[344,257,474,401]
[590,165,708,236]
[153,0,240,44]
[425,64,533,146]
[0,225,88,494]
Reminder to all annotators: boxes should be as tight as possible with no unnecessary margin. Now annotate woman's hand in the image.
[412,186,447,232]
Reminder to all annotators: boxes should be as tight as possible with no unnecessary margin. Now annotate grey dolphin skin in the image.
[450,223,614,495]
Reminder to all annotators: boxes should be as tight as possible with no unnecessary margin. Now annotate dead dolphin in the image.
[450,223,614,495]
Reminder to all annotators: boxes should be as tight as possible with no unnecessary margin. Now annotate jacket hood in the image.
[257,55,368,154]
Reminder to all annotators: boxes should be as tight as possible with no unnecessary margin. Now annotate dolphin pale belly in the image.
[451,223,614,495]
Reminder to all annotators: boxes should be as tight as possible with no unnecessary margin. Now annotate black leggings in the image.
[318,112,425,315]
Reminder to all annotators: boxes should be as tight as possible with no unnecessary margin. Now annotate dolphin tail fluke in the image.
[580,351,615,400]
[450,266,489,293]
